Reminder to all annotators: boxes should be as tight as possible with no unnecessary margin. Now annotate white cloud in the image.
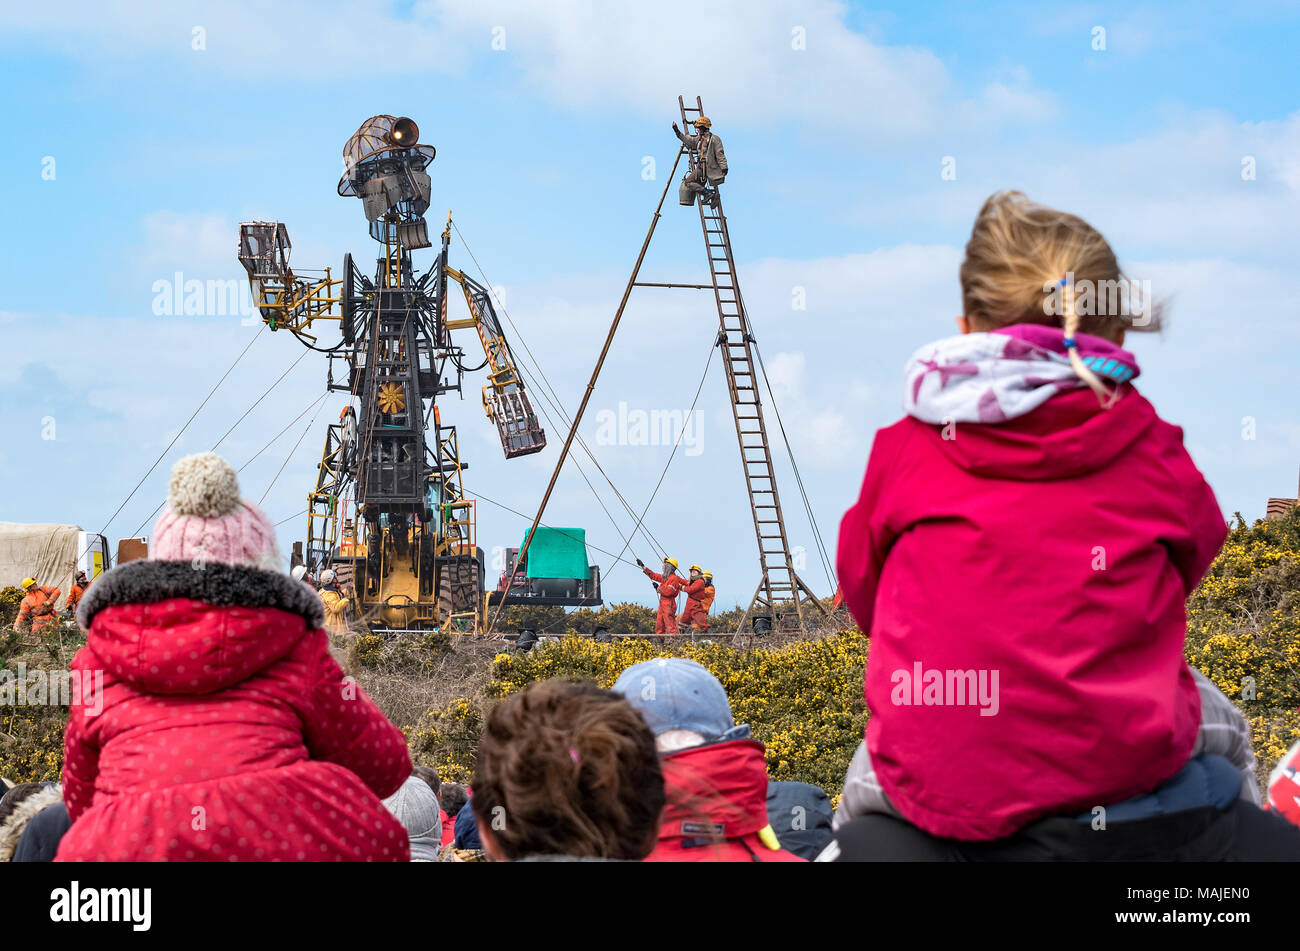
[1,0,1058,140]
[424,0,953,139]
[138,211,235,277]
[840,109,1300,263]
[977,78,1058,125]
[0,1,470,80]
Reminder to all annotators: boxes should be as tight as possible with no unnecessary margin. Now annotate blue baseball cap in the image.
[613,658,738,742]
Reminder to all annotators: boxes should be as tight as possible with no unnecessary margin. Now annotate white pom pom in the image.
[168,452,241,518]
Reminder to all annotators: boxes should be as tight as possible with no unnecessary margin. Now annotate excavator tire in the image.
[437,554,482,625]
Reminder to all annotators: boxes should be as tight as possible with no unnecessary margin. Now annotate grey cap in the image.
[612,657,736,741]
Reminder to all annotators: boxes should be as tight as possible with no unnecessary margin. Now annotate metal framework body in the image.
[238,121,546,633]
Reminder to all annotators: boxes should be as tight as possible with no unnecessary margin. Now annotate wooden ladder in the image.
[678,95,827,635]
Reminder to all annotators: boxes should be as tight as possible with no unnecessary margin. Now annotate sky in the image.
[1,0,1298,609]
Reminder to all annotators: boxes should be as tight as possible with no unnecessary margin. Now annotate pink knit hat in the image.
[151,452,280,571]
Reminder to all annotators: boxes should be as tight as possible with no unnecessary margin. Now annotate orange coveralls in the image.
[15,585,61,634]
[66,581,89,614]
[679,577,710,632]
[643,567,685,634]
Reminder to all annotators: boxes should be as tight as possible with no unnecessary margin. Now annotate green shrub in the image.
[486,631,868,795]
[406,697,483,784]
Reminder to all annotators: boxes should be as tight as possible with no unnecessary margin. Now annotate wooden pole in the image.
[486,148,686,635]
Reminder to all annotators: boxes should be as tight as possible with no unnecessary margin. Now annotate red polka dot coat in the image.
[57,559,412,862]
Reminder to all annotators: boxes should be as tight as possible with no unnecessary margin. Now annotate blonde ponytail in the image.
[960,190,1162,364]
[1059,277,1119,407]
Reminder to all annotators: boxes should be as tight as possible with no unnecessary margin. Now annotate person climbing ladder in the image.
[673,116,727,208]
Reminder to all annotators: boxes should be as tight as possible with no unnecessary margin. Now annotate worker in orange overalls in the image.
[14,577,62,635]
[638,556,685,635]
[699,570,716,629]
[678,564,709,633]
[64,570,90,617]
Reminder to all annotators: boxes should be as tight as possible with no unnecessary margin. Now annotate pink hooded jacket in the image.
[837,326,1226,840]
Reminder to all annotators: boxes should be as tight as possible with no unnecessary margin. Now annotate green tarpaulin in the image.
[520,527,589,579]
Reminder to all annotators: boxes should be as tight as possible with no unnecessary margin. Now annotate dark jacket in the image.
[13,802,71,862]
[455,800,483,850]
[767,781,834,860]
[0,785,63,861]
[830,755,1300,862]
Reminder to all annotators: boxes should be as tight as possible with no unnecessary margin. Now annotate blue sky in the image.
[2,0,1298,608]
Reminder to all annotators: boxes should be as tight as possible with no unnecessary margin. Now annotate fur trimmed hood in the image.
[78,559,324,631]
[0,785,62,862]
[76,559,325,695]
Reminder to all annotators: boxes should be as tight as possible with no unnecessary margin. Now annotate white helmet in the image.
[319,569,337,584]
[291,565,308,582]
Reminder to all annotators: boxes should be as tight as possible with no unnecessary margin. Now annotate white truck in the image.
[0,522,111,609]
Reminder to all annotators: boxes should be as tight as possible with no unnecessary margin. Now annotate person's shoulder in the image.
[1119,389,1204,473]
[867,415,929,462]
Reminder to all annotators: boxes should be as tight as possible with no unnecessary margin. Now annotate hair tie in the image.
[1062,337,1076,349]
[569,747,581,765]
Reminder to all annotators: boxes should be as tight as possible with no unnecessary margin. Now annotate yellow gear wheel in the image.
[377,382,406,414]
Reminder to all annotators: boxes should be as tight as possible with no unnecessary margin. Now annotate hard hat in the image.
[21,577,36,589]
[694,117,712,129]
[319,568,337,584]
[689,564,702,573]
[291,565,308,582]
[664,557,679,569]
[702,570,713,580]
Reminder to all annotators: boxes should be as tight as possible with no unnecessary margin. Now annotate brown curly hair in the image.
[472,679,665,860]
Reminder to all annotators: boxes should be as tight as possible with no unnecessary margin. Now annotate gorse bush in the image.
[406,697,483,785]
[404,631,869,795]
[1185,511,1300,707]
[350,629,452,672]
[0,586,24,629]
[1184,508,1300,787]
[0,624,85,784]
[487,632,869,794]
